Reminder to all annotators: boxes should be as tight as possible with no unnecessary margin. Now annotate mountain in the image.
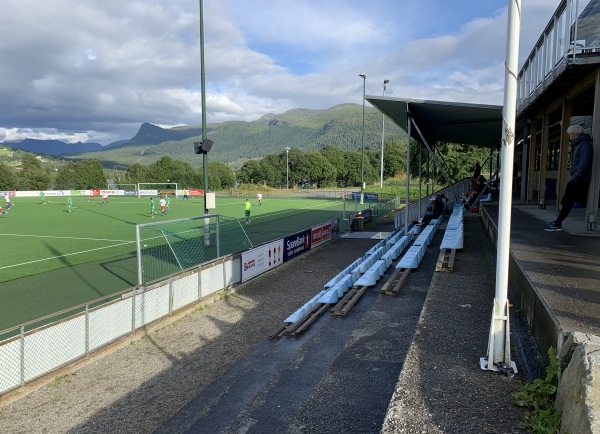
[2,139,103,155]
[6,104,407,169]
[119,122,204,147]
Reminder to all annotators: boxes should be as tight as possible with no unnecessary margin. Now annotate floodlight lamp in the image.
[194,139,214,154]
[384,79,389,84]
[359,73,366,79]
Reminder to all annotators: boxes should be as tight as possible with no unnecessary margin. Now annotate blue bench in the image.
[354,259,388,286]
[285,289,327,323]
[395,243,427,269]
[318,273,354,304]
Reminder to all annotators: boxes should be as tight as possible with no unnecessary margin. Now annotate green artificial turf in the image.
[0,194,350,331]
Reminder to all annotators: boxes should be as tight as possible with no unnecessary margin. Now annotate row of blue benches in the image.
[440,202,464,250]
[283,203,467,324]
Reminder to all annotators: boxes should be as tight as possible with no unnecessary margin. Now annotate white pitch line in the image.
[0,241,136,271]
[0,233,131,243]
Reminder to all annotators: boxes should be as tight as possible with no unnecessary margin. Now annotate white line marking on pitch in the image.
[0,241,136,270]
[0,233,131,243]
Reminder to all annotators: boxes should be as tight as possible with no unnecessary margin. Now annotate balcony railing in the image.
[517,0,600,112]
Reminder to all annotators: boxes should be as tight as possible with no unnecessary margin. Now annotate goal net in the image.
[136,214,252,284]
[137,182,181,199]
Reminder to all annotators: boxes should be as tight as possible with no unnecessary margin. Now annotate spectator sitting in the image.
[464,175,486,210]
[419,195,444,229]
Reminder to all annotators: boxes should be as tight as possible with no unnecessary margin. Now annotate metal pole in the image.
[481,0,521,375]
[380,79,389,188]
[359,73,366,204]
[405,111,411,234]
[199,0,209,215]
[286,147,290,189]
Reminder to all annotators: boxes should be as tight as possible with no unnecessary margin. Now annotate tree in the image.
[320,146,348,187]
[261,154,285,187]
[18,154,51,190]
[0,162,18,190]
[146,156,174,182]
[339,151,377,188]
[237,160,261,184]
[296,152,336,188]
[125,163,148,184]
[54,160,106,189]
[205,161,235,190]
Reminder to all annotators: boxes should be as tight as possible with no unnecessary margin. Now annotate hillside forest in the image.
[0,141,489,192]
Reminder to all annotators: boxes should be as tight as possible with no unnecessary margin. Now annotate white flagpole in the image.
[481,0,521,375]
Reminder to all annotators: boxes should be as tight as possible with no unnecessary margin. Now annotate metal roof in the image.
[365,96,503,148]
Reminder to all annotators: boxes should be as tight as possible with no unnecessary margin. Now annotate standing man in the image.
[165,195,171,212]
[89,189,95,202]
[244,198,252,224]
[183,188,189,200]
[149,197,156,218]
[67,196,74,213]
[40,191,46,205]
[101,192,109,205]
[159,197,167,216]
[257,192,263,206]
[544,124,593,231]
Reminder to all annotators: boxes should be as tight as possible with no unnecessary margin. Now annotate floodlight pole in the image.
[285,147,291,189]
[481,0,521,376]
[199,0,209,215]
[359,73,366,204]
[380,79,389,188]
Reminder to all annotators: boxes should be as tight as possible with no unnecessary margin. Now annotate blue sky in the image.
[0,0,557,145]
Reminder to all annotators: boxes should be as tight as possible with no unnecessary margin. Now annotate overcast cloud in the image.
[0,0,557,145]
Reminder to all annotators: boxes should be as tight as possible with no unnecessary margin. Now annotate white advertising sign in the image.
[241,239,284,282]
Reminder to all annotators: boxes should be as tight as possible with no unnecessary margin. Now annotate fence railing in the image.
[0,217,341,397]
[517,0,600,113]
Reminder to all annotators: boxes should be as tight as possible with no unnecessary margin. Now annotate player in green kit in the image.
[40,191,46,204]
[67,196,74,213]
[165,195,171,212]
[150,197,156,218]
[244,199,252,224]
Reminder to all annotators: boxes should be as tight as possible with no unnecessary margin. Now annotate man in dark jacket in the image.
[544,125,593,231]
[420,195,444,229]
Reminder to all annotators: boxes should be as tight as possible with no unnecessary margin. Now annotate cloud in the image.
[0,0,561,145]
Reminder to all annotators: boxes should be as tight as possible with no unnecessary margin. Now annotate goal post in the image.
[136,214,252,285]
[137,182,181,199]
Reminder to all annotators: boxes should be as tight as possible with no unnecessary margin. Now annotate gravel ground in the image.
[0,213,541,433]
[0,233,377,434]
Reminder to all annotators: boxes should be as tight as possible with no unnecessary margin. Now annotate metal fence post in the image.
[85,304,90,356]
[20,325,25,386]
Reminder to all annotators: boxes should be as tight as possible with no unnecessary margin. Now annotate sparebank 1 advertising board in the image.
[311,222,333,248]
[241,240,284,282]
[283,229,312,262]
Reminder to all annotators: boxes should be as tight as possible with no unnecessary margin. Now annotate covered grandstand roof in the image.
[365,96,503,148]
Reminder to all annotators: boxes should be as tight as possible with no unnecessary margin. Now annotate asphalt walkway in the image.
[156,213,536,433]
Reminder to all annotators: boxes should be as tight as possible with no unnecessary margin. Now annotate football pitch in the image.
[0,194,351,331]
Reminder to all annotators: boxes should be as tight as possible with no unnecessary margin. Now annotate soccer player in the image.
[244,198,252,224]
[89,190,95,202]
[0,205,6,216]
[183,188,189,200]
[67,196,74,213]
[101,192,109,205]
[257,192,263,206]
[4,193,13,209]
[150,197,156,218]
[40,191,46,205]
[165,195,171,212]
[159,197,167,215]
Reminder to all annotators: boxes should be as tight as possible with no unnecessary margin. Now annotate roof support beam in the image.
[588,67,600,230]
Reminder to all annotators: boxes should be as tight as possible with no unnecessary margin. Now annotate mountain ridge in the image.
[2,104,406,169]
